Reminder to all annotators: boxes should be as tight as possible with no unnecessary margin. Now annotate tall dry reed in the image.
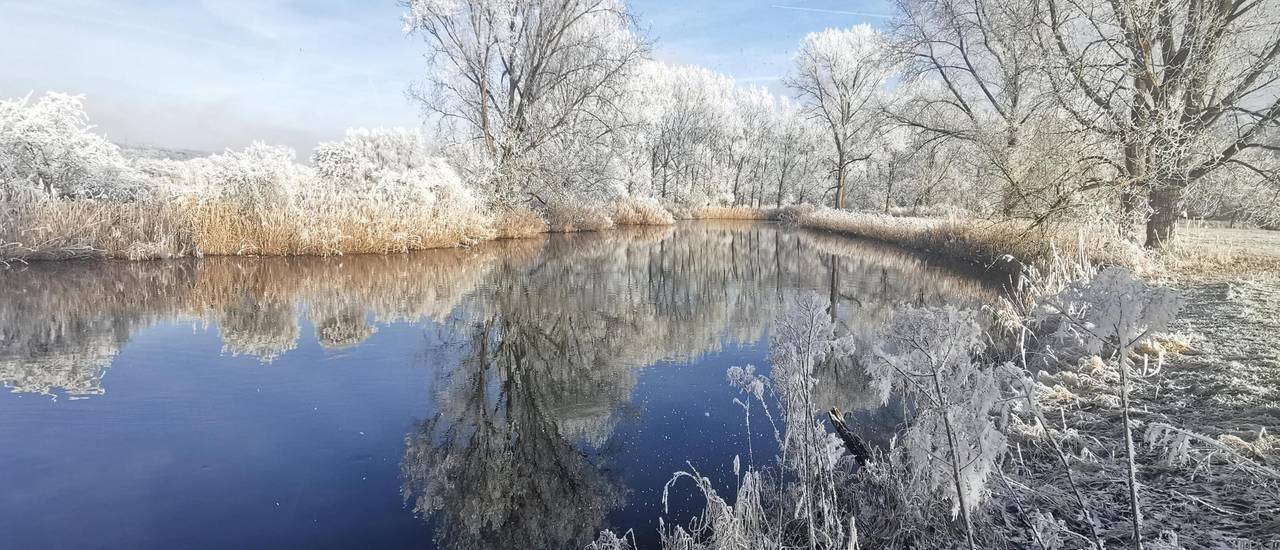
[796,208,1143,276]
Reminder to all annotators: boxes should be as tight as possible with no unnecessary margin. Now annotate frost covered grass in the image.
[490,204,548,239]
[178,193,493,257]
[1155,225,1280,281]
[1,193,497,261]
[0,194,194,261]
[600,264,1280,549]
[795,207,1144,276]
[611,196,676,226]
[545,202,617,233]
[1,165,494,261]
[690,205,775,220]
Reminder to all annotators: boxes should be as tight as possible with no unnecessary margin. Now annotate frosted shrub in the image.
[1036,267,1184,360]
[0,92,145,200]
[312,127,435,200]
[1034,267,1184,549]
[662,298,860,550]
[131,156,215,198]
[204,142,308,210]
[864,306,1008,548]
[768,298,857,485]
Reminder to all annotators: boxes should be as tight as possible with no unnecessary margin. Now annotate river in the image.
[0,221,1001,549]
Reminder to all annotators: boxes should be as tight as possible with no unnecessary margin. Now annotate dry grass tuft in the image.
[176,194,494,256]
[491,204,548,239]
[611,197,675,226]
[1154,225,1280,281]
[545,202,615,233]
[690,205,773,220]
[886,203,972,219]
[1,198,194,262]
[2,192,494,262]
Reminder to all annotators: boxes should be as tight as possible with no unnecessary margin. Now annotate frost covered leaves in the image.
[1036,267,1185,358]
[864,306,1008,530]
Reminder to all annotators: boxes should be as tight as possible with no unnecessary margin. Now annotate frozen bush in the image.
[662,297,859,549]
[864,306,1008,547]
[0,92,145,200]
[1035,267,1184,359]
[1034,267,1184,548]
[203,142,310,209]
[312,128,436,198]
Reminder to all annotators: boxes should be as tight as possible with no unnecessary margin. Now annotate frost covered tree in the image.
[404,0,646,204]
[788,25,895,210]
[724,87,777,205]
[889,0,1107,223]
[1039,0,1280,246]
[0,93,143,200]
[626,62,736,204]
[766,99,823,208]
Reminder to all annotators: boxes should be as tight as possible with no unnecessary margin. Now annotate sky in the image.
[0,0,893,154]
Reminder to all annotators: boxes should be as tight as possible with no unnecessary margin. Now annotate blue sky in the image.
[0,0,892,153]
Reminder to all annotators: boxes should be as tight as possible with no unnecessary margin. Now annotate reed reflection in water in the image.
[0,221,999,549]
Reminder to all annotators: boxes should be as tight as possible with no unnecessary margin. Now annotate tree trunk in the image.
[776,170,786,208]
[1118,349,1144,550]
[1145,184,1181,248]
[731,159,745,205]
[1119,188,1144,242]
[835,166,847,210]
[1120,140,1148,243]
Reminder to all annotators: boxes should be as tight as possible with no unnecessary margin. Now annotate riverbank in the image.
[999,274,1280,548]
[3,192,823,264]
[792,207,1145,278]
[657,210,1280,548]
[0,196,685,263]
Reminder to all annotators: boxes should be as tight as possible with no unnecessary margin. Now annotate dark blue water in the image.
[0,222,997,549]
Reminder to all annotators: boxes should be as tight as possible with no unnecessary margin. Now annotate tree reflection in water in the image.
[0,222,1000,545]
[401,316,626,550]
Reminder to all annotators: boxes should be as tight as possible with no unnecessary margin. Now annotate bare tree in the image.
[889,0,1109,224]
[788,25,895,210]
[1040,0,1280,247]
[405,0,646,202]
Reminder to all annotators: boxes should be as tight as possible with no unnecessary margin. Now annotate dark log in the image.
[828,407,871,466]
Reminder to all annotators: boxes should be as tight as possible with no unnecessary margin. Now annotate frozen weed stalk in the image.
[1035,267,1184,550]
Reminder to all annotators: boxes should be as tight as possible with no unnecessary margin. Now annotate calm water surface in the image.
[0,221,999,549]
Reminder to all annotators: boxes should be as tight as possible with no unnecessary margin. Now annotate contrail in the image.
[769,5,893,18]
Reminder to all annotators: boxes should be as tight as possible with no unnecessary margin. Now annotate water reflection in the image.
[0,221,999,547]
[402,318,627,550]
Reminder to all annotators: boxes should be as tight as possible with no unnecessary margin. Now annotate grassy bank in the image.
[794,207,1144,278]
[0,194,684,263]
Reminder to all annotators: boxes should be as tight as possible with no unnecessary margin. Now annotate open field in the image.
[1161,226,1280,281]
